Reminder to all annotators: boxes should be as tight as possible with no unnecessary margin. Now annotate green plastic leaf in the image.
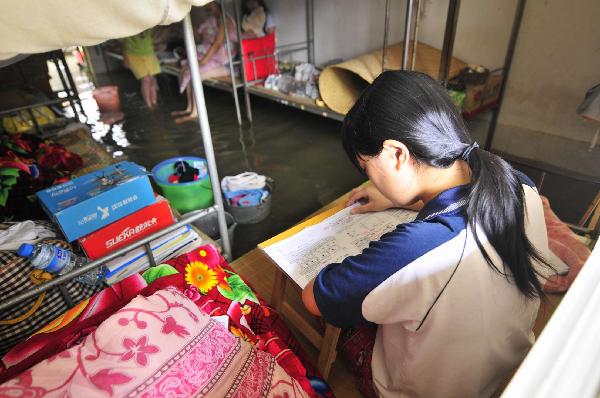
[217,274,259,304]
[2,176,18,187]
[4,142,28,155]
[0,168,20,177]
[0,187,10,206]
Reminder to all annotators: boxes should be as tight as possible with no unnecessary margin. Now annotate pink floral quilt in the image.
[0,288,309,398]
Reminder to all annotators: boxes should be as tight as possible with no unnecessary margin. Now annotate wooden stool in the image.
[269,264,341,380]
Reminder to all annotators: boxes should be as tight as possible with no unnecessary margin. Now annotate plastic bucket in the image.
[152,157,214,214]
[189,211,237,249]
[92,85,121,113]
[224,184,272,224]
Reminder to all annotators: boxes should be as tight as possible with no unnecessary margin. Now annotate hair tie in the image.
[460,142,479,160]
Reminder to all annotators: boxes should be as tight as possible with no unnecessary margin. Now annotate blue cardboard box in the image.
[37,162,155,242]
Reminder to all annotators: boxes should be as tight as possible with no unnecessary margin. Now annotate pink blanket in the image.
[0,288,309,398]
[541,196,591,293]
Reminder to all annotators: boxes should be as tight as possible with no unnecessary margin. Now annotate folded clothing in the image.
[221,172,270,207]
[223,188,269,207]
[222,172,266,192]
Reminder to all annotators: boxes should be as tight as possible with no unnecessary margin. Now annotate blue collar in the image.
[416,184,470,221]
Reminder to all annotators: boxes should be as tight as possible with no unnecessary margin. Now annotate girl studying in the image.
[302,71,552,398]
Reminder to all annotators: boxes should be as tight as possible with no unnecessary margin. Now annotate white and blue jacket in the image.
[314,172,549,398]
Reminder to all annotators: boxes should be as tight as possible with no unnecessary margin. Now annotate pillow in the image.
[0,287,310,398]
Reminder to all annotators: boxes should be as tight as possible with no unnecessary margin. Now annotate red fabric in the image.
[150,248,321,397]
[340,324,378,398]
[0,134,83,220]
[36,143,83,173]
[541,196,591,292]
[241,32,278,81]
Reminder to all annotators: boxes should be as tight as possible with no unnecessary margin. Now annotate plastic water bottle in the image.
[17,243,105,286]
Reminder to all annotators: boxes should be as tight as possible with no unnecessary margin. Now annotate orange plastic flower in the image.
[213,265,231,291]
[185,261,218,294]
[230,325,251,342]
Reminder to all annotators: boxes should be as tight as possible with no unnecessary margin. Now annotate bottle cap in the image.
[17,244,34,257]
[45,256,62,273]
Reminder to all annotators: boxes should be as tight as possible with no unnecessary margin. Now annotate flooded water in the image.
[80,69,365,258]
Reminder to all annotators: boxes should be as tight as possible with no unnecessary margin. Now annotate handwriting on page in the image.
[263,207,417,288]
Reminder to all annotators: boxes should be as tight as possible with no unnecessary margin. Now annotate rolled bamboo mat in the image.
[318,41,467,115]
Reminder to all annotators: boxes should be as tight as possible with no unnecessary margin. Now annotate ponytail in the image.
[341,70,549,299]
[465,147,547,298]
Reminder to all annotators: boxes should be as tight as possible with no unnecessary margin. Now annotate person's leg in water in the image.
[171,82,193,117]
[141,75,158,109]
[171,64,194,117]
[149,75,158,108]
[174,86,197,124]
[174,64,228,124]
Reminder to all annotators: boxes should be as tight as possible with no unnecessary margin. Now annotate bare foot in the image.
[174,114,198,124]
[171,109,192,117]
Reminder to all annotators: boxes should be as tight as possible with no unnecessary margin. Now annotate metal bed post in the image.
[306,0,315,64]
[402,0,415,70]
[484,0,527,151]
[221,0,243,125]
[58,51,87,119]
[382,0,391,73]
[82,47,98,87]
[14,62,42,134]
[183,13,232,260]
[411,0,421,71]
[438,0,461,85]
[232,0,253,123]
[25,107,42,134]
[51,55,80,121]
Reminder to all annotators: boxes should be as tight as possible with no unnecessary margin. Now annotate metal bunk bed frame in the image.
[99,0,526,146]
[0,0,528,322]
[0,13,232,312]
[229,0,526,152]
[0,50,87,134]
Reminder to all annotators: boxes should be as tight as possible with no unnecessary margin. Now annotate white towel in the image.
[0,221,56,251]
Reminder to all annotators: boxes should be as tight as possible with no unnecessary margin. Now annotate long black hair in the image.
[342,70,548,298]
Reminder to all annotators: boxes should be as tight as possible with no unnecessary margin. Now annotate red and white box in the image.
[79,196,175,259]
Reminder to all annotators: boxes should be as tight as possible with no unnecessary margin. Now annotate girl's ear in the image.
[382,139,410,171]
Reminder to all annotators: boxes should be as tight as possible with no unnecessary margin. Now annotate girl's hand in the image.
[345,183,393,214]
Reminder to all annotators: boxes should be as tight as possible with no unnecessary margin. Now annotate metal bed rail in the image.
[0,51,86,133]
[0,8,234,313]
[0,206,218,312]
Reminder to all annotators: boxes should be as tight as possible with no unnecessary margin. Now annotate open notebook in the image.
[259,203,569,289]
[259,204,418,288]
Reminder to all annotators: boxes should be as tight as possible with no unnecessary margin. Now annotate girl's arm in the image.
[199,19,226,65]
[302,279,321,316]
